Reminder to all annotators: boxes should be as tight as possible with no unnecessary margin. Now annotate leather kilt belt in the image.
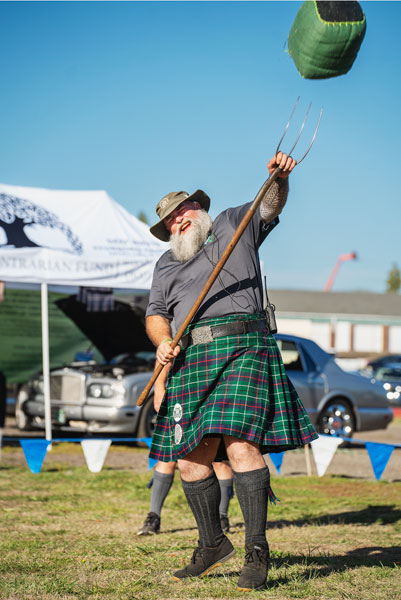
[181,318,267,349]
[149,312,318,463]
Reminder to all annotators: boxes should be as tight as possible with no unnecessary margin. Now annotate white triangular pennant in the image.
[311,435,343,477]
[81,440,112,473]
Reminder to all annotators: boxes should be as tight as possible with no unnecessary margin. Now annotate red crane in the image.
[324,252,357,292]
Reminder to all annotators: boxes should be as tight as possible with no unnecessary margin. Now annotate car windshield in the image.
[374,367,401,381]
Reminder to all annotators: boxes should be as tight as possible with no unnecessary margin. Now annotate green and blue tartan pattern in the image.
[150,313,318,462]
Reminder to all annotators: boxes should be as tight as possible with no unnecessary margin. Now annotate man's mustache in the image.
[177,218,193,234]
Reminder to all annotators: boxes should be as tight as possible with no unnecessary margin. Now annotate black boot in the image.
[173,536,235,579]
[237,542,269,591]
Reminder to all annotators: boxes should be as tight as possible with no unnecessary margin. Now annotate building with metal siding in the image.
[269,290,401,367]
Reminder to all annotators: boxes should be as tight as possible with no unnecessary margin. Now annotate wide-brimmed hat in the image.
[150,189,210,242]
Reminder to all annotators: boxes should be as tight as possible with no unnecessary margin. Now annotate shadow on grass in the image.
[268,504,401,527]
[267,545,401,585]
[203,545,401,584]
[162,504,401,535]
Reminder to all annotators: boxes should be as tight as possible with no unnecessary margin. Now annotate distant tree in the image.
[386,263,401,293]
[138,211,149,224]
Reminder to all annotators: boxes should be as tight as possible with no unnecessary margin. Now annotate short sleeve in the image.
[145,263,170,320]
[224,202,279,247]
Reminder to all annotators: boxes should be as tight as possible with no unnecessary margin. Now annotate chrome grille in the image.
[50,374,83,404]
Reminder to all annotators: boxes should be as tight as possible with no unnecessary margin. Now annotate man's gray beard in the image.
[170,210,213,262]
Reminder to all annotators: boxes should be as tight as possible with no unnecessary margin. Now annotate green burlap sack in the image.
[288,1,366,79]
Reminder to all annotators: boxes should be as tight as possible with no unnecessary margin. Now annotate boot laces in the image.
[244,546,268,566]
[191,546,204,565]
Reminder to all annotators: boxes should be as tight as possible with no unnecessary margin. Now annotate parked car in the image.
[275,334,393,437]
[366,354,401,370]
[16,321,393,438]
[15,351,157,438]
[15,293,158,439]
[359,362,401,406]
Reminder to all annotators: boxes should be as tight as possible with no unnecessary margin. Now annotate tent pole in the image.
[41,283,52,445]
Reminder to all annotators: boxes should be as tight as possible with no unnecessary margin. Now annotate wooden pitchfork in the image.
[137,98,323,407]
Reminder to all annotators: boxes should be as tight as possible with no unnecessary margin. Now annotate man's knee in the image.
[177,459,214,482]
[224,437,265,471]
[177,437,220,482]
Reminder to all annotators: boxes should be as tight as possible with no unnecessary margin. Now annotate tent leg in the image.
[41,283,52,446]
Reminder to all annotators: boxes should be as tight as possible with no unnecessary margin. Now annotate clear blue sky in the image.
[0,1,399,293]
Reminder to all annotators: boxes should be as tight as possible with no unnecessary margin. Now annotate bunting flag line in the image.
[19,439,51,473]
[269,451,285,474]
[365,442,395,481]
[5,435,398,479]
[81,439,112,473]
[311,435,343,477]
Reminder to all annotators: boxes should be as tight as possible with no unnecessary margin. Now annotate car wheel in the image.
[136,394,157,446]
[318,399,355,438]
[15,386,33,431]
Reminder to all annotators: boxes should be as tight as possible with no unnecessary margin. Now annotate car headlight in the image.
[387,391,394,400]
[383,383,391,391]
[87,383,116,399]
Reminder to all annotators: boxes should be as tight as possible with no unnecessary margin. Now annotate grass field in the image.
[1,444,400,600]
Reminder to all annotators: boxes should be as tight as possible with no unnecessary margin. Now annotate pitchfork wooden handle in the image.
[136,167,282,407]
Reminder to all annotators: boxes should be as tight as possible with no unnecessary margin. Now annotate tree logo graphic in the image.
[0,194,83,255]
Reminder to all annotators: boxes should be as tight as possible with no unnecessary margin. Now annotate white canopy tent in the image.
[0,183,165,441]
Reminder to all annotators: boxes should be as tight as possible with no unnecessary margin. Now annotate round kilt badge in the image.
[173,403,183,445]
[174,424,183,445]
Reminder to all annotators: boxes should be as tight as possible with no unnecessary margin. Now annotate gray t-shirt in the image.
[146,201,278,331]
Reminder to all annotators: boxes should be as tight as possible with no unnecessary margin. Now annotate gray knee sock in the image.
[233,466,270,547]
[181,472,224,548]
[218,478,234,517]
[149,470,174,516]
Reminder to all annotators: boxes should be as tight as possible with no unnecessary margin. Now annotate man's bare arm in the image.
[259,152,296,222]
[146,315,180,365]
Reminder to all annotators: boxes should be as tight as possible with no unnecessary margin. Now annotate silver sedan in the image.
[275,333,394,437]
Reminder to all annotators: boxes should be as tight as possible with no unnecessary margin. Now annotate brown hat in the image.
[150,189,210,242]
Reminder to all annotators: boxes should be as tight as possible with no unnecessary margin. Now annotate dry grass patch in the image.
[0,445,400,599]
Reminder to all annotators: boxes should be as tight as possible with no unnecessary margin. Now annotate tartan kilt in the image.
[150,313,318,462]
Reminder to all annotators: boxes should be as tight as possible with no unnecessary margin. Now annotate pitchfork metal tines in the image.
[275,97,323,165]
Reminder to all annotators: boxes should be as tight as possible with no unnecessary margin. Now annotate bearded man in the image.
[145,152,318,592]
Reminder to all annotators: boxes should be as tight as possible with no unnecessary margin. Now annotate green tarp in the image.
[0,289,101,383]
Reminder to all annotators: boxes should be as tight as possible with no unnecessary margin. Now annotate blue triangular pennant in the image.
[19,439,51,473]
[365,442,394,480]
[148,457,157,470]
[141,437,157,470]
[269,451,285,474]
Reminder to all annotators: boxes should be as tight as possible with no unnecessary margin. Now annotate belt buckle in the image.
[191,325,214,345]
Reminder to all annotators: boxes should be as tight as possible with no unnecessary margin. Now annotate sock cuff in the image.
[232,466,270,491]
[218,478,233,488]
[181,471,218,493]
[153,470,175,483]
